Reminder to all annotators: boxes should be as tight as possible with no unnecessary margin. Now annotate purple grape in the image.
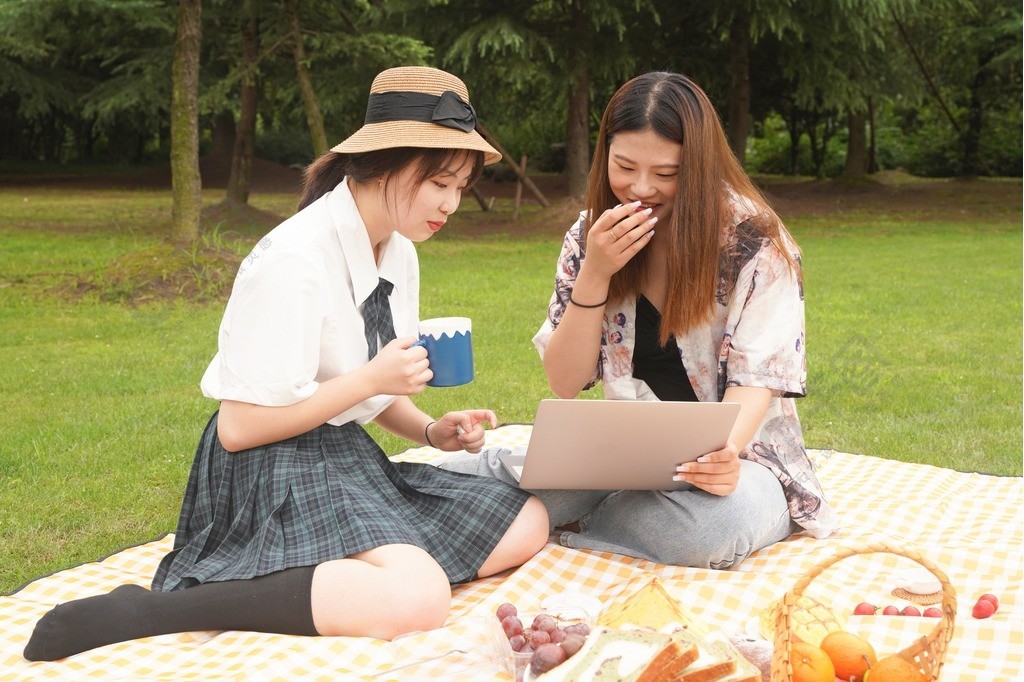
[501,615,523,638]
[532,614,557,633]
[563,624,585,636]
[530,643,568,675]
[496,602,517,621]
[530,629,551,646]
[549,628,567,644]
[570,623,590,636]
[561,633,586,657]
[508,634,526,652]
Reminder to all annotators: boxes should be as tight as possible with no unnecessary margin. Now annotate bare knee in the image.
[375,567,451,640]
[477,496,549,577]
[519,496,550,559]
[311,547,452,640]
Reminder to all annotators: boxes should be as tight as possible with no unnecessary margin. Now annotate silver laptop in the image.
[498,399,740,490]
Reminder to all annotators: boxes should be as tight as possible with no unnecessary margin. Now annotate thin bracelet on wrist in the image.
[568,292,608,309]
[424,421,438,448]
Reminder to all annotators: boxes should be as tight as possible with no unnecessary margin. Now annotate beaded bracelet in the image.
[568,292,608,309]
[424,421,438,448]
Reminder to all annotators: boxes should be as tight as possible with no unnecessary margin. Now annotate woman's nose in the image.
[632,177,656,198]
[441,189,461,214]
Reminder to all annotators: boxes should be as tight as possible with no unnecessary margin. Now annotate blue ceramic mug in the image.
[417,317,474,387]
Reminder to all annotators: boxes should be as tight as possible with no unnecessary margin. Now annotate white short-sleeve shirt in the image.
[200,179,419,425]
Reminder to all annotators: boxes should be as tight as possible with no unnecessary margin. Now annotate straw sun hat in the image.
[332,66,501,165]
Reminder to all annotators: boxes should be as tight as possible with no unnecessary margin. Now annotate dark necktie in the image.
[362,277,396,360]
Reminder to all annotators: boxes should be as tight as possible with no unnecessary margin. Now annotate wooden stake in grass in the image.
[513,155,528,222]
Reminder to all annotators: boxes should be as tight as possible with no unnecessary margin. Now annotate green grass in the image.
[0,185,1020,594]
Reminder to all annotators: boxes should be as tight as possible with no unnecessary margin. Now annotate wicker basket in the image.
[770,541,956,681]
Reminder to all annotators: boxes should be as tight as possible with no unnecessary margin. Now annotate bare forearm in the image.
[542,270,609,398]
[374,396,432,444]
[217,368,378,452]
[722,385,772,450]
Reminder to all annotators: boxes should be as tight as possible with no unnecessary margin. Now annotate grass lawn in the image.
[0,182,1020,595]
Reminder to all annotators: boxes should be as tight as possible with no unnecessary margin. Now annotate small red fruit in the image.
[923,607,943,618]
[853,602,877,616]
[978,593,999,611]
[882,605,900,616]
[902,605,921,617]
[973,599,996,619]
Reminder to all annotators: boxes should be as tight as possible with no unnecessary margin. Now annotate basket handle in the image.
[773,540,957,678]
[786,541,956,637]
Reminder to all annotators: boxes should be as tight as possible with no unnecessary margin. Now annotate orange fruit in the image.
[863,655,928,682]
[790,641,836,682]
[820,630,877,681]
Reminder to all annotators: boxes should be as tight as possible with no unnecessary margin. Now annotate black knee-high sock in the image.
[23,566,318,661]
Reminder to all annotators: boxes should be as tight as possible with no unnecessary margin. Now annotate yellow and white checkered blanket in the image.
[3,425,1021,680]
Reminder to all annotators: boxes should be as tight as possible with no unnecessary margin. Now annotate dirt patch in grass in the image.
[201,199,284,236]
[58,240,243,305]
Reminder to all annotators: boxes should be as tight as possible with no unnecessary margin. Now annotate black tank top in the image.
[631,295,699,402]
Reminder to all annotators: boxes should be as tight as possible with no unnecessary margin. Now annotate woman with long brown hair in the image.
[443,71,837,568]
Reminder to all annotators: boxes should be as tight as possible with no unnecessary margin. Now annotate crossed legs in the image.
[25,496,548,660]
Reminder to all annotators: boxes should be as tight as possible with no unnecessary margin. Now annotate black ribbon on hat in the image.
[362,278,397,360]
[364,90,478,133]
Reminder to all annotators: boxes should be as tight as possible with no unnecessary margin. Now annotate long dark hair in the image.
[298,147,485,212]
[585,72,797,342]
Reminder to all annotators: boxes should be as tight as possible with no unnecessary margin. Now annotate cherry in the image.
[972,599,996,619]
[853,602,877,616]
[977,593,999,612]
[923,607,943,618]
[882,605,900,616]
[902,605,921,617]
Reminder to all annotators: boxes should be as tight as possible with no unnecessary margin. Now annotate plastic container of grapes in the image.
[487,605,594,681]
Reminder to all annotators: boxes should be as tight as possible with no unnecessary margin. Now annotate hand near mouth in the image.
[582,201,658,280]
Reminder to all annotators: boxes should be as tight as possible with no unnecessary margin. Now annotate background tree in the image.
[0,0,1018,181]
[895,0,1022,176]
[402,0,658,198]
[226,0,261,204]
[170,0,202,243]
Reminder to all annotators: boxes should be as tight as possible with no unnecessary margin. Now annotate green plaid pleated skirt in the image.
[151,413,531,591]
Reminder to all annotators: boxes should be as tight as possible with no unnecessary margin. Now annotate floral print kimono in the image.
[533,199,839,539]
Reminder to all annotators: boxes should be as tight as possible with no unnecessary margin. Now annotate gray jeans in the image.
[439,448,797,570]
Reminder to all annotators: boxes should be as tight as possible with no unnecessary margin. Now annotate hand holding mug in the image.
[366,337,432,396]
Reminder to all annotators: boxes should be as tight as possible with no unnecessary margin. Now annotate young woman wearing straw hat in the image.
[24,66,548,662]
[442,72,837,569]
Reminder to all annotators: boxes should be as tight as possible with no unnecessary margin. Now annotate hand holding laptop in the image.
[499,400,740,490]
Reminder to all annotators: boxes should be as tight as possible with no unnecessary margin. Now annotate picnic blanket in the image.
[2,424,1021,681]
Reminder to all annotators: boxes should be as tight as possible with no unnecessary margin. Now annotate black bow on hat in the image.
[363,90,478,132]
[430,90,478,132]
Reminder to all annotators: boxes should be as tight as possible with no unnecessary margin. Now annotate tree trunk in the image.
[564,3,590,200]
[867,96,878,173]
[842,108,867,178]
[726,11,751,165]
[962,50,994,177]
[212,111,235,159]
[565,71,590,199]
[788,125,801,176]
[227,0,260,205]
[170,0,202,244]
[284,0,328,158]
[782,106,800,175]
